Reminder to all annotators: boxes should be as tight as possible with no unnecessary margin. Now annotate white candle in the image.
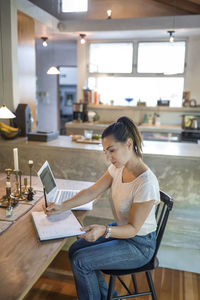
[13,148,19,171]
[6,182,11,188]
[28,160,33,165]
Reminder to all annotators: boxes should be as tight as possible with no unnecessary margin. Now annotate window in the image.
[88,77,184,107]
[88,41,186,107]
[89,43,133,73]
[61,0,88,12]
[138,42,185,74]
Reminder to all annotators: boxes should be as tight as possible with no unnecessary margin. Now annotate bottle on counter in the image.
[143,114,148,124]
[148,114,153,125]
[154,113,161,126]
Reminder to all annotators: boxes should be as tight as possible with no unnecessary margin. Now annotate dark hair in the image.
[102,116,143,157]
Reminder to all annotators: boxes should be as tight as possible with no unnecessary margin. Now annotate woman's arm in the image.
[45,170,113,215]
[108,200,154,238]
[80,200,154,241]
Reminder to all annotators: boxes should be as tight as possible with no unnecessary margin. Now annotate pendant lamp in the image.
[0,105,16,119]
[46,38,60,75]
[47,66,60,75]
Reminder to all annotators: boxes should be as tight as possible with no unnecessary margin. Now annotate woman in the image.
[45,116,160,300]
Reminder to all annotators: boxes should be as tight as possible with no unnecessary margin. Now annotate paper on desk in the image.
[32,210,85,241]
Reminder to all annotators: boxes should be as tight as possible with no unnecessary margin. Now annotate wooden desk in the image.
[0,175,93,300]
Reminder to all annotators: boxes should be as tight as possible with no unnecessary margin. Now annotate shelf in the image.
[88,104,200,113]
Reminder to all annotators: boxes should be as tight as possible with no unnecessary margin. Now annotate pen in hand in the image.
[43,186,48,208]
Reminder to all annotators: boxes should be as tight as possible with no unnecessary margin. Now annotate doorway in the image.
[58,66,77,135]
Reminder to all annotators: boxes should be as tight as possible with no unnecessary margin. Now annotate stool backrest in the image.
[153,191,173,259]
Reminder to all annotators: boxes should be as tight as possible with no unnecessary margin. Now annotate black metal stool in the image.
[102,191,173,300]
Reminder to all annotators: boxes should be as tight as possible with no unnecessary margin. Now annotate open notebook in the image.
[32,210,85,241]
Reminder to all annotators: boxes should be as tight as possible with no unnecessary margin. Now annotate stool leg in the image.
[131,274,138,293]
[107,275,116,300]
[146,271,157,300]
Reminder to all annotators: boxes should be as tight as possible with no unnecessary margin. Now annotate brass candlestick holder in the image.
[13,170,20,198]
[6,184,13,217]
[0,180,18,208]
[11,169,25,202]
[17,170,24,201]
[22,178,29,195]
[0,169,16,208]
[0,168,13,201]
[27,160,34,201]
[6,168,12,181]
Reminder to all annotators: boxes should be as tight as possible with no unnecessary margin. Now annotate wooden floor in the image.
[25,251,200,300]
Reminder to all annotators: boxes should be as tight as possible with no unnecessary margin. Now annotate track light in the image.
[107,9,112,19]
[80,34,86,45]
[168,31,175,43]
[41,37,48,47]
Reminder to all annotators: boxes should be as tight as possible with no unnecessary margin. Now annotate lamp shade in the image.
[46,66,60,75]
[0,105,16,119]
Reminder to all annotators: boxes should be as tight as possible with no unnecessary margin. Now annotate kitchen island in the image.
[0,136,199,204]
[0,136,199,273]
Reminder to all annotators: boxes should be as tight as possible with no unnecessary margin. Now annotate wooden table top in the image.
[0,174,93,300]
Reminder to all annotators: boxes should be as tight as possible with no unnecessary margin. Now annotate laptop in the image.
[37,161,93,210]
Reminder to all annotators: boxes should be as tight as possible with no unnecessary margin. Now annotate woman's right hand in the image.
[43,202,65,216]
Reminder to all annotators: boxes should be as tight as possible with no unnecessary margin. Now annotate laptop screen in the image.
[39,165,56,194]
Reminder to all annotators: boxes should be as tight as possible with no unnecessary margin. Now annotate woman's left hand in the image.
[79,224,106,242]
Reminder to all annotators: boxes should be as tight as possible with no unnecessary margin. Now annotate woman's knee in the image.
[70,250,87,272]
[68,238,88,260]
[68,243,78,260]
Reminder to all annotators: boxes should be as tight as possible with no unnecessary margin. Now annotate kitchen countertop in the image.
[65,122,183,133]
[1,136,200,158]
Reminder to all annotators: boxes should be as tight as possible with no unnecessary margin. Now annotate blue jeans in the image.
[68,223,156,300]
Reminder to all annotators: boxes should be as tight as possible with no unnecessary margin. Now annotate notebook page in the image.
[32,210,85,241]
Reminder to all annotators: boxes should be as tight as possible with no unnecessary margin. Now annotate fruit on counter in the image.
[0,122,19,139]
[71,134,83,141]
[0,122,18,132]
[92,134,101,140]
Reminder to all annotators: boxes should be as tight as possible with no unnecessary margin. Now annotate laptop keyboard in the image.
[55,190,78,204]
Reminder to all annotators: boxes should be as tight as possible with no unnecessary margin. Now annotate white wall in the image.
[77,41,88,102]
[0,0,18,110]
[184,36,200,103]
[36,40,77,131]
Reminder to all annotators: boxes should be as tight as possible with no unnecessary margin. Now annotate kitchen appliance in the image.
[157,100,170,106]
[182,115,200,129]
[190,118,198,129]
[73,103,88,122]
[15,104,32,136]
[181,130,200,143]
[59,85,77,134]
[181,114,200,143]
[27,131,59,142]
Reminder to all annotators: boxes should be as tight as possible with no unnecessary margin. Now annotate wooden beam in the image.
[153,0,200,14]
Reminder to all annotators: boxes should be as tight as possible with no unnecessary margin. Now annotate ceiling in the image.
[29,0,200,20]
[29,0,200,41]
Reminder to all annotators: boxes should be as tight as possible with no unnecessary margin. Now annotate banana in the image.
[0,122,18,132]
[0,126,19,139]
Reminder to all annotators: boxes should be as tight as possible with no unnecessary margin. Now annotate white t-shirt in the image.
[108,164,160,236]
